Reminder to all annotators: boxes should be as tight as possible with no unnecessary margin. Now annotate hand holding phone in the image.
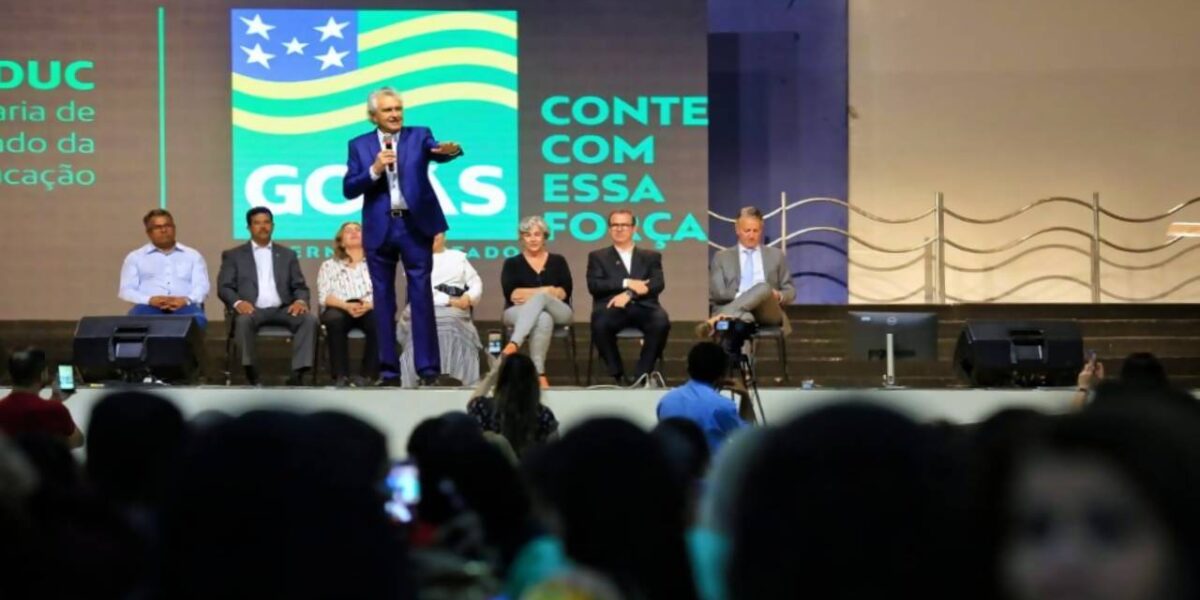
[384,461,420,523]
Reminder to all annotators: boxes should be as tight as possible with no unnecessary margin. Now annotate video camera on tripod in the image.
[714,317,758,359]
[713,317,766,425]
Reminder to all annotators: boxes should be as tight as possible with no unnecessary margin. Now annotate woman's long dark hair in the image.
[493,353,542,456]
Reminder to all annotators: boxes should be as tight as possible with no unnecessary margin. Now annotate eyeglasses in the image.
[147,224,175,231]
[609,223,634,229]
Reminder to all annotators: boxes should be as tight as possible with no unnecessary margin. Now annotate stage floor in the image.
[11,385,1087,458]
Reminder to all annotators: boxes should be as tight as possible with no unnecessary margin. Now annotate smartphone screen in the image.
[384,461,420,523]
[715,319,730,331]
[487,331,502,356]
[57,365,75,393]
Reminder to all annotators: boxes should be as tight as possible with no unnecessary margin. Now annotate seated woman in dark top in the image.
[499,215,574,389]
[467,353,559,458]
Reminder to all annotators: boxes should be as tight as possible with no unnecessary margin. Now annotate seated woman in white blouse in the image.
[398,233,484,387]
[317,222,379,386]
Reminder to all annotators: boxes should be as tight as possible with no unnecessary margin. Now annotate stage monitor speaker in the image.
[73,315,203,383]
[953,320,1083,387]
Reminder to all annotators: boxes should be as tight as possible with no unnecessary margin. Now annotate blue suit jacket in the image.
[342,126,460,248]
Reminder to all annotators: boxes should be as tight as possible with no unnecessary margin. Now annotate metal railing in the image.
[708,192,1200,303]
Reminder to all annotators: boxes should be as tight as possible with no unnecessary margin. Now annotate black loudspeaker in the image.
[73,315,203,383]
[953,320,1083,387]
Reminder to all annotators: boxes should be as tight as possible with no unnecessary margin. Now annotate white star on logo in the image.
[282,37,308,55]
[239,14,275,40]
[241,43,275,69]
[315,45,349,71]
[313,16,350,42]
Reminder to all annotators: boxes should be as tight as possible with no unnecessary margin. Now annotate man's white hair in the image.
[367,87,403,115]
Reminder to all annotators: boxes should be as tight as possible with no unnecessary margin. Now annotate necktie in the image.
[740,249,754,291]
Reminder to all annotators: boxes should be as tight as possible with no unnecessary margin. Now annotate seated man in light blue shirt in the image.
[657,341,750,452]
[119,209,210,328]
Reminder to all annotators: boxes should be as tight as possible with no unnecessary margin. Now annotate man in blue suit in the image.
[342,87,463,386]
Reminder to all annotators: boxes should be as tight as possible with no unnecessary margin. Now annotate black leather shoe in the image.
[374,376,402,387]
[244,366,260,386]
[285,368,309,386]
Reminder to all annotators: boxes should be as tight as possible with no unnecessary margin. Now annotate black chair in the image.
[585,326,666,385]
[223,307,318,385]
[750,325,789,384]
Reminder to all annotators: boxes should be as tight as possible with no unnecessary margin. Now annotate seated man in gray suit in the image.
[218,207,318,385]
[700,206,796,338]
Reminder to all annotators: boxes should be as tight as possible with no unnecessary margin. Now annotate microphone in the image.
[383,133,394,173]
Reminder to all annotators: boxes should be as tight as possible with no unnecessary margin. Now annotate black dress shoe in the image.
[285,368,309,386]
[374,376,402,387]
[244,366,260,386]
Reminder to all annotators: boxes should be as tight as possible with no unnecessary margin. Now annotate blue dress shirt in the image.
[118,242,210,306]
[656,379,746,452]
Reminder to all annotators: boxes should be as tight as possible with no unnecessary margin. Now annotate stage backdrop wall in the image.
[708,0,850,304]
[848,0,1200,303]
[0,0,709,321]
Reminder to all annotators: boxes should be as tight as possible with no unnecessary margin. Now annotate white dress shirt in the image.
[371,128,408,210]
[619,244,638,289]
[430,249,482,307]
[251,242,283,308]
[735,244,767,298]
[118,242,210,305]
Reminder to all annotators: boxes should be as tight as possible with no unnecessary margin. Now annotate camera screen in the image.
[716,320,730,331]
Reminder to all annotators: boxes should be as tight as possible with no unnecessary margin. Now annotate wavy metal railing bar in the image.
[849,286,928,303]
[943,227,1094,255]
[775,226,936,254]
[1099,197,1200,223]
[1100,237,1185,254]
[707,211,737,224]
[849,254,927,272]
[710,191,1197,303]
[708,198,934,225]
[945,275,1093,303]
[944,197,1093,224]
[1100,275,1200,302]
[1100,242,1200,270]
[780,197,935,224]
[709,227,933,255]
[944,244,1090,273]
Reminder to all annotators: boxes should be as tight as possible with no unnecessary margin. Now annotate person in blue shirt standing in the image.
[657,342,752,452]
[119,209,210,328]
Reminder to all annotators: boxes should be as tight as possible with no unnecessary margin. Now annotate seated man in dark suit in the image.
[217,207,317,385]
[586,209,670,385]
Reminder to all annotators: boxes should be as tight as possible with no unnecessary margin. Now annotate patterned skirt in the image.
[397,305,485,388]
